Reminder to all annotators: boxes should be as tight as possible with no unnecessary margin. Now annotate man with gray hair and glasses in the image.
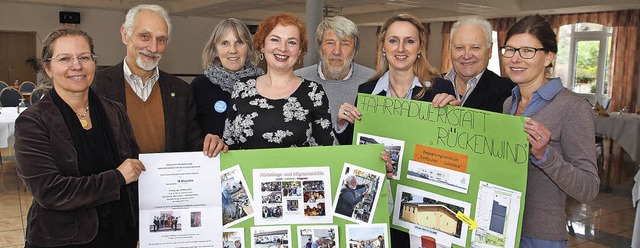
[445,16,514,112]
[94,4,226,156]
[295,16,374,142]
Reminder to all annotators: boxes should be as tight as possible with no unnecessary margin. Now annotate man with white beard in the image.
[94,4,225,155]
[295,16,374,141]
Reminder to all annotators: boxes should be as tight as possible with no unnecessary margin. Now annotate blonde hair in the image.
[371,13,439,99]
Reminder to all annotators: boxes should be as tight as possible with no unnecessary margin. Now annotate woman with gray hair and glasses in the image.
[192,18,264,137]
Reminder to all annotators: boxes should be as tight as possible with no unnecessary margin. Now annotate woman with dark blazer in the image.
[335,13,456,145]
[15,26,145,247]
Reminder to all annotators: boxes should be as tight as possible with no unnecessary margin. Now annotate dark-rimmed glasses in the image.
[500,46,545,59]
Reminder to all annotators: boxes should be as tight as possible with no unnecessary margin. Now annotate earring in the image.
[382,52,386,57]
[297,58,301,65]
[417,54,421,59]
[259,53,264,61]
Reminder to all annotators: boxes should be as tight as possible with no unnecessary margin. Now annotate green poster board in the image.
[353,94,529,248]
[220,145,390,248]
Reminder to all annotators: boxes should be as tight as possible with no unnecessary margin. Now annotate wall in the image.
[0,2,223,75]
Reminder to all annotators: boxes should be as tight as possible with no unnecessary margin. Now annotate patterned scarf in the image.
[204,64,264,93]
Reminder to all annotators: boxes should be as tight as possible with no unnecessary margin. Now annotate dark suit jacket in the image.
[337,77,455,145]
[15,91,139,246]
[462,69,515,113]
[93,62,203,152]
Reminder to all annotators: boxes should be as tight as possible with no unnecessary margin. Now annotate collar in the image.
[317,60,354,81]
[444,69,484,101]
[122,57,159,83]
[510,77,563,102]
[371,71,424,96]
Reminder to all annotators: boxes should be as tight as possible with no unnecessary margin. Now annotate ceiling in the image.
[3,0,640,25]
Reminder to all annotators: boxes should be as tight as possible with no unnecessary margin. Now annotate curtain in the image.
[488,18,516,76]
[440,22,454,74]
[543,10,639,111]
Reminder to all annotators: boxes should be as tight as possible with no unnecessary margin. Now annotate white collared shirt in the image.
[371,71,428,99]
[123,58,159,102]
[316,61,354,81]
[444,69,484,106]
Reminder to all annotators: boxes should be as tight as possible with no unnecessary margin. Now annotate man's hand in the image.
[203,134,228,157]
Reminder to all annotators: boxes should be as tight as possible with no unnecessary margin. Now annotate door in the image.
[0,31,37,86]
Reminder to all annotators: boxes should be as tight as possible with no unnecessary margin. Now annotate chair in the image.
[30,87,47,105]
[0,81,8,91]
[19,81,36,93]
[0,88,23,107]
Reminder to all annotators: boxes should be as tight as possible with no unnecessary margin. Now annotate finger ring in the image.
[344,110,349,116]
[535,135,542,141]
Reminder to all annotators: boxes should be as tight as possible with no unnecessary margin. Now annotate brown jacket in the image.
[14,90,140,246]
[93,62,204,152]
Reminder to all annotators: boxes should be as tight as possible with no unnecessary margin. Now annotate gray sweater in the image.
[295,63,375,127]
[503,88,599,241]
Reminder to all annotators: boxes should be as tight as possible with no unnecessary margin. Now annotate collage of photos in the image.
[251,226,291,248]
[356,133,405,180]
[254,167,333,225]
[297,225,339,248]
[221,165,255,228]
[392,184,471,247]
[223,228,244,248]
[333,163,385,224]
[345,224,388,248]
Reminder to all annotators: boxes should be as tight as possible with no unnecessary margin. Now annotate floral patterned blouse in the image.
[223,76,338,150]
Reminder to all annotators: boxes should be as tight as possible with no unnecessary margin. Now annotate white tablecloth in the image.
[0,107,22,149]
[599,114,640,248]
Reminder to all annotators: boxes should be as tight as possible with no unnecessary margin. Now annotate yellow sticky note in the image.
[455,211,478,230]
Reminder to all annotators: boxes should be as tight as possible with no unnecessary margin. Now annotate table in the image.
[598,113,640,248]
[0,107,21,149]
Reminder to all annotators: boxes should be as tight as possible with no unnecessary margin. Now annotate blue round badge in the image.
[214,100,227,113]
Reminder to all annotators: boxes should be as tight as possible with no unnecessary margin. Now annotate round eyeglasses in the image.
[500,47,546,59]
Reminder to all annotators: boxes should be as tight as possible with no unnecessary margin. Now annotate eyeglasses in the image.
[45,54,97,65]
[500,46,546,59]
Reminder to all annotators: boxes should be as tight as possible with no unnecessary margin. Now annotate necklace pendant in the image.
[80,119,88,128]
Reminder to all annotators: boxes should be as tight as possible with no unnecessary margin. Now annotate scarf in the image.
[204,63,264,93]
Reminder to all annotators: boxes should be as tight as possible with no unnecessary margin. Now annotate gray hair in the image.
[315,16,360,53]
[450,16,493,47]
[123,4,172,39]
[202,18,258,68]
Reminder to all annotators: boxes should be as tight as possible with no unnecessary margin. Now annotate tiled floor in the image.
[0,141,637,248]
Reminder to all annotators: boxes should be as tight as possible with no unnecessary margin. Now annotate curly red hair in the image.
[253,13,307,56]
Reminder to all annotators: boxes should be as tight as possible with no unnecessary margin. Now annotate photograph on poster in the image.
[392,184,471,247]
[190,211,201,227]
[223,228,244,248]
[147,210,182,232]
[297,225,339,248]
[345,223,388,248]
[254,167,333,225]
[333,163,385,224]
[251,225,291,248]
[356,133,405,180]
[221,165,255,228]
[471,181,522,248]
[406,160,471,194]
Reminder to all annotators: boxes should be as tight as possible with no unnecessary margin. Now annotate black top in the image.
[191,75,230,137]
[337,77,455,145]
[461,69,515,113]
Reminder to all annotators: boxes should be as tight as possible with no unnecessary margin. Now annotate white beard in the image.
[136,55,160,71]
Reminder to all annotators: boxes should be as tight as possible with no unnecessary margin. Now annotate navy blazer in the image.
[461,69,515,113]
[337,77,455,145]
[93,62,204,152]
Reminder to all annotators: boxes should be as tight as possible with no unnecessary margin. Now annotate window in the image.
[554,23,612,105]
